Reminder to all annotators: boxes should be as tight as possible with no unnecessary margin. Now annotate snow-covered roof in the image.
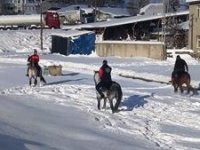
[186,0,200,3]
[57,4,90,12]
[51,29,94,38]
[80,8,94,14]
[62,10,189,29]
[57,5,131,18]
[140,3,163,15]
[98,7,131,17]
[178,20,189,30]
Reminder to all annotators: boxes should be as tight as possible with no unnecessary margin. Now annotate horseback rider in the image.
[96,60,112,99]
[172,55,188,79]
[26,49,42,77]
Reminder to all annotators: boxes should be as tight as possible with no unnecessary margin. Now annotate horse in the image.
[27,61,46,87]
[171,71,192,93]
[94,71,123,113]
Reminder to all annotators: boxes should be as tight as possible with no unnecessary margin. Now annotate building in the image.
[24,0,39,14]
[0,0,68,15]
[187,0,200,52]
[0,0,3,14]
[1,0,24,15]
[139,3,163,16]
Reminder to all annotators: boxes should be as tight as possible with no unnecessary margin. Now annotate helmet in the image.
[176,55,180,59]
[103,60,107,65]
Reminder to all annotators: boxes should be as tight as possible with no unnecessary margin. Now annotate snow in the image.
[51,29,94,38]
[0,29,200,150]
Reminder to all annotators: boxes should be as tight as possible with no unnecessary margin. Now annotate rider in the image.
[172,55,188,78]
[96,60,112,98]
[26,49,42,77]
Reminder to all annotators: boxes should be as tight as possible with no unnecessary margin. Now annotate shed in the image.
[51,30,95,55]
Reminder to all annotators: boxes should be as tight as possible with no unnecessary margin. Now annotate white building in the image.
[3,0,24,14]
[24,0,39,14]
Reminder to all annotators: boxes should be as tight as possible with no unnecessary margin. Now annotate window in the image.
[197,35,200,48]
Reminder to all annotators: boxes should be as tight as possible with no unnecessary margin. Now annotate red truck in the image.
[0,10,60,30]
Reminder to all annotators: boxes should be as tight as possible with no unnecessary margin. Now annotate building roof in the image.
[140,3,163,15]
[98,7,131,17]
[62,10,189,30]
[186,0,200,3]
[57,4,131,18]
[51,30,94,38]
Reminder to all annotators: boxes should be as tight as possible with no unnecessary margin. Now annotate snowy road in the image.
[0,30,200,150]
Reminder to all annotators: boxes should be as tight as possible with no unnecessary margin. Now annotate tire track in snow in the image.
[1,62,200,149]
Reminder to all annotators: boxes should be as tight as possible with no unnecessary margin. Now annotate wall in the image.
[95,41,166,60]
[188,1,200,52]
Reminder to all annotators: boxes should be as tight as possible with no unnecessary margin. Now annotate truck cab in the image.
[45,11,60,29]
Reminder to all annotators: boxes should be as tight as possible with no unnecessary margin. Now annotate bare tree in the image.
[138,0,149,9]
[164,0,180,12]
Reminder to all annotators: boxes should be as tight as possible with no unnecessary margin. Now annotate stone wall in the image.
[95,41,166,60]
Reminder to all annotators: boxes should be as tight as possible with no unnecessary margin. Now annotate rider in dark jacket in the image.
[172,55,188,78]
[96,60,112,98]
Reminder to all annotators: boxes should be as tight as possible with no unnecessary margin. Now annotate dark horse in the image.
[171,71,191,93]
[94,71,122,113]
[27,61,46,87]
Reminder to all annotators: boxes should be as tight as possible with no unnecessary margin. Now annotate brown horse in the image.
[171,71,192,93]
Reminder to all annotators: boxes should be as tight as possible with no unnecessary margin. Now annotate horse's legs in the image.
[172,80,178,92]
[108,98,114,113]
[102,98,106,109]
[186,82,191,94]
[114,98,121,112]
[174,83,178,92]
[179,84,184,93]
[97,97,101,110]
[174,86,178,92]
[29,78,32,86]
[34,78,37,86]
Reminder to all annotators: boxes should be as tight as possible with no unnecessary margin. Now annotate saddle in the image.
[172,71,187,79]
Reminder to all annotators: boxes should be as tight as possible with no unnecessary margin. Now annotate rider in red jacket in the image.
[96,60,112,98]
[28,50,39,64]
[26,49,41,76]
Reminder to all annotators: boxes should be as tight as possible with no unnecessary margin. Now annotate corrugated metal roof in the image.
[62,11,189,29]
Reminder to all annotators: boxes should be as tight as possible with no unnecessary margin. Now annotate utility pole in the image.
[22,0,25,14]
[40,0,43,51]
[94,0,97,22]
[162,0,166,44]
[162,0,169,46]
[190,14,194,49]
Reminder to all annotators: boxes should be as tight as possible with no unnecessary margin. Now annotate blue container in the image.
[51,30,95,56]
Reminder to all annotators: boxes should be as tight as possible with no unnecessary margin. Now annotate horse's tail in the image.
[186,72,191,81]
[40,75,47,84]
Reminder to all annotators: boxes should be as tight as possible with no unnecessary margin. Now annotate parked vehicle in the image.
[0,10,60,30]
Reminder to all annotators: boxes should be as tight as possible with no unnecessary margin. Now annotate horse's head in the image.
[28,61,36,68]
[94,70,100,85]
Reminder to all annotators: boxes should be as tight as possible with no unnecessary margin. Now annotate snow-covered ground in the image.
[0,30,200,150]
